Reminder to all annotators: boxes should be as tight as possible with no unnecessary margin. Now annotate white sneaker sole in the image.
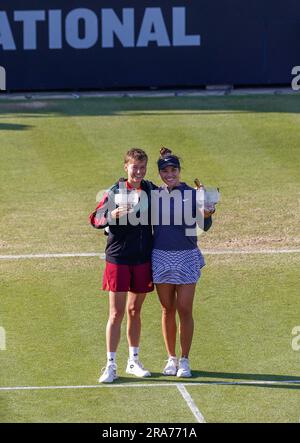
[177,371,192,378]
[98,375,118,383]
[126,368,151,378]
[163,369,178,376]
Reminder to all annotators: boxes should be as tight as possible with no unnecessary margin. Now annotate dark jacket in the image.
[89,179,155,265]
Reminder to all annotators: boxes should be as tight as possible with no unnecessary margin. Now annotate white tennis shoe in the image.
[126,359,151,377]
[163,357,178,376]
[98,363,118,383]
[177,358,192,378]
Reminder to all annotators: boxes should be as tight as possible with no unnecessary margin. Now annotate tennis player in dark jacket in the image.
[90,148,156,383]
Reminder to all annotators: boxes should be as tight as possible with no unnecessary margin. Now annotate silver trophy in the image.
[115,189,139,212]
[204,187,220,212]
[194,179,220,212]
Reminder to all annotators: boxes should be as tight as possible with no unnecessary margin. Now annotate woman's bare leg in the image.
[156,283,177,356]
[176,284,196,358]
[126,292,147,347]
[106,291,127,352]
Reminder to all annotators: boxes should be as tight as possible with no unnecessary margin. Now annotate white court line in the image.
[2,381,299,423]
[203,249,300,255]
[0,253,106,260]
[1,380,300,391]
[177,384,206,423]
[0,249,300,260]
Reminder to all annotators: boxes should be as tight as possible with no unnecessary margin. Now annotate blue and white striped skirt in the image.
[152,248,205,284]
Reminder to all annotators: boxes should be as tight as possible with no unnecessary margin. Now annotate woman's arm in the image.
[204,215,213,231]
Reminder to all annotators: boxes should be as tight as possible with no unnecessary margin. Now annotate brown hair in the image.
[159,146,181,166]
[159,146,173,158]
[124,148,148,164]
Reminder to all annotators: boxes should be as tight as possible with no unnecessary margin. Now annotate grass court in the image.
[0,94,299,422]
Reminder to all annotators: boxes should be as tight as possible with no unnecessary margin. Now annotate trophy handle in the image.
[194,178,204,190]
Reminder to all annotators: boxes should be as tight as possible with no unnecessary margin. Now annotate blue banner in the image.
[0,0,299,91]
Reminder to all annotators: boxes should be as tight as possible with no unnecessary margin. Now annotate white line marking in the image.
[0,249,299,260]
[0,253,106,260]
[177,384,206,423]
[203,249,300,255]
[0,380,299,391]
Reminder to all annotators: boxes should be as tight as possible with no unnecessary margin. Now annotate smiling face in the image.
[159,165,181,189]
[124,158,147,187]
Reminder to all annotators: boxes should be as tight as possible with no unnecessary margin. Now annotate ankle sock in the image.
[129,346,139,361]
[107,352,116,365]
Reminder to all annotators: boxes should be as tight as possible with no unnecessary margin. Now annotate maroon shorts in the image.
[102,261,154,293]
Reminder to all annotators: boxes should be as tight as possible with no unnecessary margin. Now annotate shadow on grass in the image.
[0,123,32,131]
[0,95,299,122]
[192,370,300,383]
[116,371,300,390]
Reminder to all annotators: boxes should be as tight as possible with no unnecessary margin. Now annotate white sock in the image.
[129,346,139,361]
[107,352,116,365]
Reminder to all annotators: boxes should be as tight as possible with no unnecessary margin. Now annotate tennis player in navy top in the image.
[152,147,215,377]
